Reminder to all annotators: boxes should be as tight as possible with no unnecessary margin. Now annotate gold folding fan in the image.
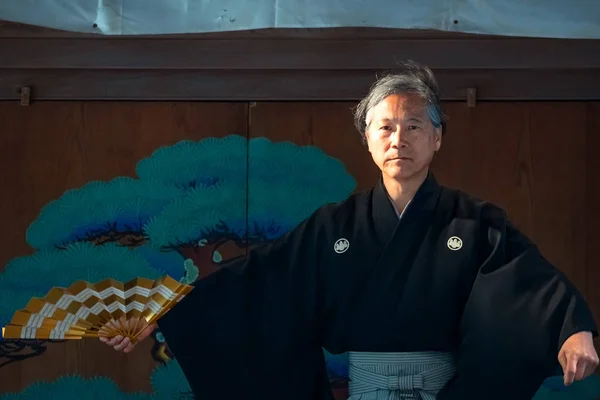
[1,275,193,342]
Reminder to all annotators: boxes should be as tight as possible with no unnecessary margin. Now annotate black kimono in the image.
[157,172,597,400]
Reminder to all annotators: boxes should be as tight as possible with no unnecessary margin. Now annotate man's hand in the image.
[99,316,158,353]
[558,331,599,386]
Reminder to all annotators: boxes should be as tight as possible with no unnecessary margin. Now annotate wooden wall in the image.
[0,100,598,395]
[1,21,599,103]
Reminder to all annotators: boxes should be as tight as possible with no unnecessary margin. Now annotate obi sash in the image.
[348,351,456,400]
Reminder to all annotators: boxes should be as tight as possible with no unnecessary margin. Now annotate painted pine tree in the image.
[0,135,356,398]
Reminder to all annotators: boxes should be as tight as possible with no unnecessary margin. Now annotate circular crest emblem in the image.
[447,236,463,251]
[334,238,350,254]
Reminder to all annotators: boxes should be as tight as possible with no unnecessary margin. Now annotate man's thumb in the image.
[138,322,158,341]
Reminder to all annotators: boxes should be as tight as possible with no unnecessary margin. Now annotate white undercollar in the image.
[387,193,412,220]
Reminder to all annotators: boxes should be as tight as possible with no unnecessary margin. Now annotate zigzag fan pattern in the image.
[1,275,193,341]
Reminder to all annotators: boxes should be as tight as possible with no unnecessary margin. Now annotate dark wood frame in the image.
[1,21,599,102]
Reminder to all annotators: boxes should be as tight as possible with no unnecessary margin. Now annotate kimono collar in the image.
[371,171,442,245]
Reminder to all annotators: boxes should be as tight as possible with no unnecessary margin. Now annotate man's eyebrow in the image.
[366,115,426,126]
[366,114,391,126]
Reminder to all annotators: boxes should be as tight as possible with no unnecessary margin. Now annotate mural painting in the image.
[0,135,355,399]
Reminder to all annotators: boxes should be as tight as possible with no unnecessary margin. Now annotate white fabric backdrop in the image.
[0,0,599,38]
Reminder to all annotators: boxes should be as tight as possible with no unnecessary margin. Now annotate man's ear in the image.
[364,131,372,152]
[434,127,442,151]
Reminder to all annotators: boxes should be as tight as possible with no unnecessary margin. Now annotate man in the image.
[102,61,599,399]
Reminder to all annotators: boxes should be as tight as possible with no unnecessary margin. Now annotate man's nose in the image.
[390,127,406,147]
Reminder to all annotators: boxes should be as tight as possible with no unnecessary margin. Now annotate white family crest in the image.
[334,238,350,254]
[447,236,463,251]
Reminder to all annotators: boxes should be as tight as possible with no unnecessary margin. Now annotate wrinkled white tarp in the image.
[0,0,599,38]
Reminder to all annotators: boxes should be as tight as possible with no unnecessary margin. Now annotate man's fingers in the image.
[558,350,568,370]
[106,335,124,347]
[99,320,158,351]
[99,334,137,353]
[114,337,131,352]
[574,358,587,381]
[137,323,157,341]
[564,371,575,386]
[578,353,599,381]
[123,342,136,353]
[563,355,578,386]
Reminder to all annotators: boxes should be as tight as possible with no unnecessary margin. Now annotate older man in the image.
[103,61,598,400]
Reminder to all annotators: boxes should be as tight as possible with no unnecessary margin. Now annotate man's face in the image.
[364,94,442,182]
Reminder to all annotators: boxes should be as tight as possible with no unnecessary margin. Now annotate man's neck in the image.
[382,170,428,214]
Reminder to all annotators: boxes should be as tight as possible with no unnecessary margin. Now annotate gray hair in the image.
[353,60,446,143]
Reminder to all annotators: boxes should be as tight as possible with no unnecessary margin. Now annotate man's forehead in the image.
[366,98,428,125]
[375,96,426,112]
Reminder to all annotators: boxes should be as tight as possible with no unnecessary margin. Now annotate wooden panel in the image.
[586,103,600,354]
[0,101,248,394]
[2,69,600,102]
[2,38,599,70]
[525,104,588,293]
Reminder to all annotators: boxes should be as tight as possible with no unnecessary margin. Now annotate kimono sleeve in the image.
[443,206,598,400]
[155,206,334,399]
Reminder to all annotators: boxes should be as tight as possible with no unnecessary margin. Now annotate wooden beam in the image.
[1,69,599,101]
[0,22,598,101]
[1,38,599,70]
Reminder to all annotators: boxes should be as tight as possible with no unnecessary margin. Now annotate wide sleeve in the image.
[442,206,598,400]
[155,207,333,399]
